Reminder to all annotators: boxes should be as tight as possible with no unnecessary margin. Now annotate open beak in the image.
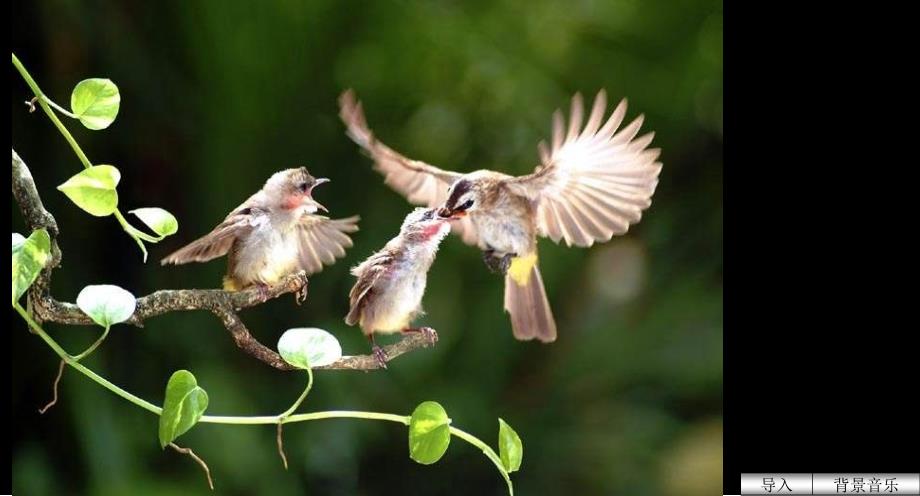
[307,178,330,212]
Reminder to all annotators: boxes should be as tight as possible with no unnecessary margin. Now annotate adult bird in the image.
[339,90,661,342]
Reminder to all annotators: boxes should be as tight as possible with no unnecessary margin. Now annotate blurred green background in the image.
[11,0,722,494]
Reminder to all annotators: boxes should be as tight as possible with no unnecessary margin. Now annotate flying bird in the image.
[161,167,360,293]
[345,207,450,368]
[339,90,661,343]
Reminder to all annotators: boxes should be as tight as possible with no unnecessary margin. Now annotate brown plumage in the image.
[161,167,360,290]
[345,207,450,367]
[339,90,661,343]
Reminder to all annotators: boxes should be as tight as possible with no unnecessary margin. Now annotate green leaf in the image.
[130,208,178,237]
[57,165,120,217]
[12,229,51,305]
[498,418,523,473]
[76,284,136,327]
[159,370,209,448]
[408,401,451,465]
[277,328,342,369]
[70,78,121,130]
[12,233,26,253]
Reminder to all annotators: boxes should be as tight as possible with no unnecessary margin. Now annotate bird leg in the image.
[481,249,513,275]
[295,273,309,305]
[402,326,439,347]
[368,334,388,369]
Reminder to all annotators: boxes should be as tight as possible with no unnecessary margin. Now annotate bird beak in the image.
[438,207,466,219]
[311,198,329,213]
[306,178,330,212]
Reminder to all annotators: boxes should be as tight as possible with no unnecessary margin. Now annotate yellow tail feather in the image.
[508,253,538,286]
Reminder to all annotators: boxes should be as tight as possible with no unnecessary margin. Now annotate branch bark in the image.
[12,148,431,371]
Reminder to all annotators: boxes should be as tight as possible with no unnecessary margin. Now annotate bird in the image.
[161,167,360,295]
[339,89,661,343]
[345,207,450,368]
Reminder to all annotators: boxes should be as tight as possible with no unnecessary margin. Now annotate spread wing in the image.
[345,251,393,326]
[506,90,662,247]
[160,195,264,265]
[296,215,361,275]
[339,89,479,246]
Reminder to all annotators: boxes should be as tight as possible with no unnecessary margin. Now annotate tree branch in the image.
[12,148,432,371]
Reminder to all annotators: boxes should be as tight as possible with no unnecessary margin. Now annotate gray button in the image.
[742,474,812,494]
[812,474,919,495]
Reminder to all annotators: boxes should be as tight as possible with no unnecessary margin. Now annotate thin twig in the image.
[169,443,214,490]
[38,360,66,414]
[12,148,436,371]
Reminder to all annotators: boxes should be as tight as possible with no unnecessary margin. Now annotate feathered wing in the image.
[506,90,663,247]
[338,89,480,246]
[345,251,393,327]
[296,215,361,275]
[160,196,264,265]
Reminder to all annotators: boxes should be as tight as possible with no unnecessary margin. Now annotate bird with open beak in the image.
[340,90,661,343]
[161,167,360,294]
[344,207,449,368]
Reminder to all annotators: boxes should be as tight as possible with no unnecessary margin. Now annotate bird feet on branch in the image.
[255,283,272,303]
[403,326,438,347]
[371,345,389,369]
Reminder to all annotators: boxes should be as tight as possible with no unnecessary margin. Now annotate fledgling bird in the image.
[161,167,360,294]
[339,90,661,343]
[345,207,450,368]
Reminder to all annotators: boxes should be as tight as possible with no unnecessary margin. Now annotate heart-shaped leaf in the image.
[57,165,120,217]
[76,284,136,328]
[498,418,523,473]
[159,370,209,448]
[71,78,121,130]
[12,233,26,252]
[130,208,178,237]
[277,328,342,369]
[12,229,51,304]
[408,401,451,465]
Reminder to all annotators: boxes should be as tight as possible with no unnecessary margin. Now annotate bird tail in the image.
[222,276,240,291]
[503,253,557,342]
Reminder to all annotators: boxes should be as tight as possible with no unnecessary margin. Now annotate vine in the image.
[12,52,522,493]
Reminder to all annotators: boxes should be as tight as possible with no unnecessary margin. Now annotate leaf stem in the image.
[278,367,313,419]
[15,304,511,494]
[41,95,78,119]
[12,52,153,261]
[14,302,162,415]
[449,426,514,495]
[73,325,110,361]
[12,53,92,169]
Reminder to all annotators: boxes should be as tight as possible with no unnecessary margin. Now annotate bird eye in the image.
[298,182,308,193]
[460,199,474,210]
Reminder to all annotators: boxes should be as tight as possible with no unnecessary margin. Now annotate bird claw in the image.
[498,254,512,275]
[256,284,271,303]
[372,345,389,369]
[482,250,512,275]
[296,280,309,306]
[418,327,438,347]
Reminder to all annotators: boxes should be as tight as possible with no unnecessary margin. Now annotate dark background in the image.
[11,1,723,495]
